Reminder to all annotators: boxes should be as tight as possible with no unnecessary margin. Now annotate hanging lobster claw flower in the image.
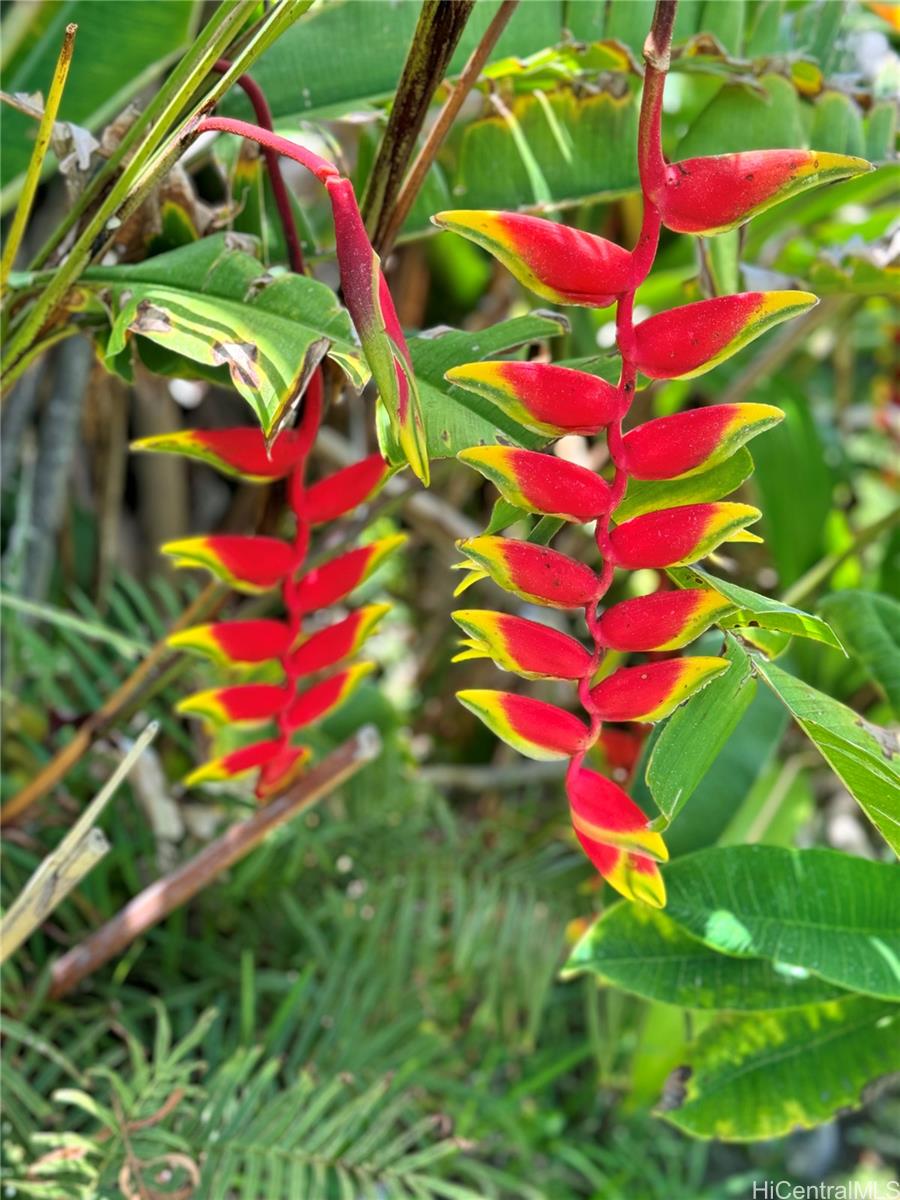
[177,684,291,725]
[622,404,784,480]
[633,292,817,380]
[131,428,308,482]
[457,689,589,760]
[446,361,622,437]
[285,662,374,730]
[296,534,406,613]
[455,536,599,609]
[184,738,290,787]
[575,832,666,907]
[433,210,634,307]
[567,766,668,861]
[452,609,592,680]
[590,656,729,722]
[326,176,428,484]
[256,744,312,801]
[168,619,293,666]
[290,605,389,676]
[610,502,762,569]
[649,150,872,235]
[598,589,734,652]
[162,535,294,593]
[303,455,390,524]
[458,447,611,522]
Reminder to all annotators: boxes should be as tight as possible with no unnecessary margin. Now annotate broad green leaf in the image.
[646,635,756,830]
[615,447,753,523]
[664,845,900,1000]
[659,997,900,1141]
[668,563,844,651]
[676,75,805,159]
[218,0,563,122]
[379,312,567,465]
[752,658,900,855]
[809,91,866,158]
[1,0,198,199]
[631,678,788,856]
[818,591,900,716]
[563,902,846,1011]
[80,235,365,435]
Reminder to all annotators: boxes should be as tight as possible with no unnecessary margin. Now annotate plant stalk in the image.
[49,727,381,998]
[0,23,77,294]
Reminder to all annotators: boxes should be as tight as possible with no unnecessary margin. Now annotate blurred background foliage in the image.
[1,0,898,1196]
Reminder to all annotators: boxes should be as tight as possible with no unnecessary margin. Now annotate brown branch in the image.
[1,582,226,827]
[49,727,381,999]
[644,0,678,72]
[380,0,519,257]
[362,0,477,253]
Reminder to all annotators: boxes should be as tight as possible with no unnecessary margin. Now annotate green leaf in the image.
[646,635,756,830]
[1,0,199,200]
[81,235,366,435]
[818,591,900,716]
[675,75,805,159]
[379,311,567,465]
[664,845,900,1000]
[615,447,753,523]
[218,0,564,123]
[667,563,844,651]
[563,903,846,1011]
[659,996,900,1141]
[752,657,900,855]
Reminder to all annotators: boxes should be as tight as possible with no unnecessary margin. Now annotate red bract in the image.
[441,10,865,905]
[446,361,622,436]
[633,291,817,380]
[132,428,307,481]
[649,150,871,235]
[432,211,634,307]
[304,455,390,524]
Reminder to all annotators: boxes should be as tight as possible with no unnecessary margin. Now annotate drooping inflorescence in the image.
[132,116,421,800]
[434,9,871,906]
[134,379,398,799]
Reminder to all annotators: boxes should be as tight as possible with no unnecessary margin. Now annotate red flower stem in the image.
[211,61,306,275]
[195,116,339,183]
[570,2,674,784]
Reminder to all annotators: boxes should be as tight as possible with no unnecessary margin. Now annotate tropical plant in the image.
[1,0,898,1193]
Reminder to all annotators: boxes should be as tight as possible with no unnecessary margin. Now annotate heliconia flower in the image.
[168,619,293,666]
[162,535,294,593]
[445,361,622,437]
[567,766,668,861]
[176,683,291,724]
[451,609,592,680]
[621,403,784,480]
[290,605,390,676]
[455,536,599,609]
[610,502,762,569]
[296,534,406,614]
[590,656,729,722]
[255,744,312,801]
[597,727,646,776]
[458,447,611,522]
[575,832,666,907]
[432,210,634,307]
[131,428,307,482]
[649,150,872,235]
[598,589,734,652]
[303,455,390,525]
[184,737,288,787]
[457,689,589,760]
[326,176,428,484]
[285,662,374,731]
[633,292,817,380]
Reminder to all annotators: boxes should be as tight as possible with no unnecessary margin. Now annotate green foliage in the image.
[819,590,900,715]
